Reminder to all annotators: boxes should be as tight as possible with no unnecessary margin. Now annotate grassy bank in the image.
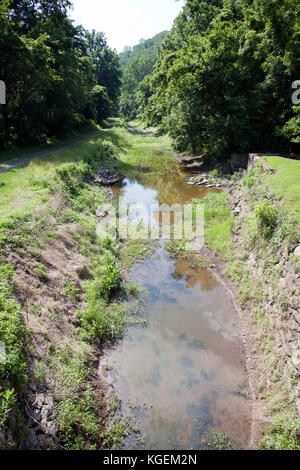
[165,157,300,449]
[198,162,300,450]
[264,156,300,226]
[0,119,167,450]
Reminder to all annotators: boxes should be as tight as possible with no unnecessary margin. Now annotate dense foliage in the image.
[138,0,300,160]
[0,0,121,148]
[118,31,168,120]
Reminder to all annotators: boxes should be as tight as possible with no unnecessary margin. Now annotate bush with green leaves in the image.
[55,162,91,199]
[56,393,101,450]
[255,202,279,239]
[84,139,119,171]
[0,389,17,428]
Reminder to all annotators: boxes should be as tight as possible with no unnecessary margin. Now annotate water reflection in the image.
[173,257,219,291]
[105,165,251,450]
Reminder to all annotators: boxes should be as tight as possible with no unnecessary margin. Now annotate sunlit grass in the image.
[118,121,174,173]
[264,156,300,226]
[0,133,102,226]
[0,119,175,227]
[196,192,232,259]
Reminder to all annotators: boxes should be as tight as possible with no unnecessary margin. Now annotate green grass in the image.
[264,156,300,226]
[0,134,102,226]
[0,120,174,227]
[117,121,174,174]
[200,192,232,258]
[0,263,27,448]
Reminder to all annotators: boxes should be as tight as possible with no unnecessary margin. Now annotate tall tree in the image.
[138,0,300,159]
[118,31,168,120]
[86,30,121,108]
[0,0,121,147]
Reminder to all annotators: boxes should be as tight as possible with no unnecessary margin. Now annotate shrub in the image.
[85,139,119,171]
[0,389,17,428]
[255,202,278,239]
[56,393,100,450]
[55,162,91,198]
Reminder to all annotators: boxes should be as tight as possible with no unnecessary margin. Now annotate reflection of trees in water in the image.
[137,169,208,206]
[173,258,219,292]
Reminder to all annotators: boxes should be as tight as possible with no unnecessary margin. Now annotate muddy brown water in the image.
[103,165,252,450]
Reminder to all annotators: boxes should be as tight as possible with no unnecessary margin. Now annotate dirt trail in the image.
[0,130,101,173]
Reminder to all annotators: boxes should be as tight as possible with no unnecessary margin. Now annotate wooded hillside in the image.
[137,0,300,160]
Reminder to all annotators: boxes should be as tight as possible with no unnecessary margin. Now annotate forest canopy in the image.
[137,0,300,160]
[118,31,168,120]
[0,0,121,148]
[1,0,299,160]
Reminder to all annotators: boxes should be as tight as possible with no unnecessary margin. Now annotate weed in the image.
[80,302,126,344]
[0,389,17,427]
[255,202,278,239]
[100,259,121,300]
[102,418,128,449]
[55,162,90,198]
[34,262,48,282]
[121,237,157,269]
[208,429,232,450]
[61,279,80,302]
[122,283,138,296]
[34,361,48,387]
[0,264,27,391]
[56,393,101,450]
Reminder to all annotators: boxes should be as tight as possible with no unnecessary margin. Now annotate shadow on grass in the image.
[126,124,155,138]
[0,120,159,183]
